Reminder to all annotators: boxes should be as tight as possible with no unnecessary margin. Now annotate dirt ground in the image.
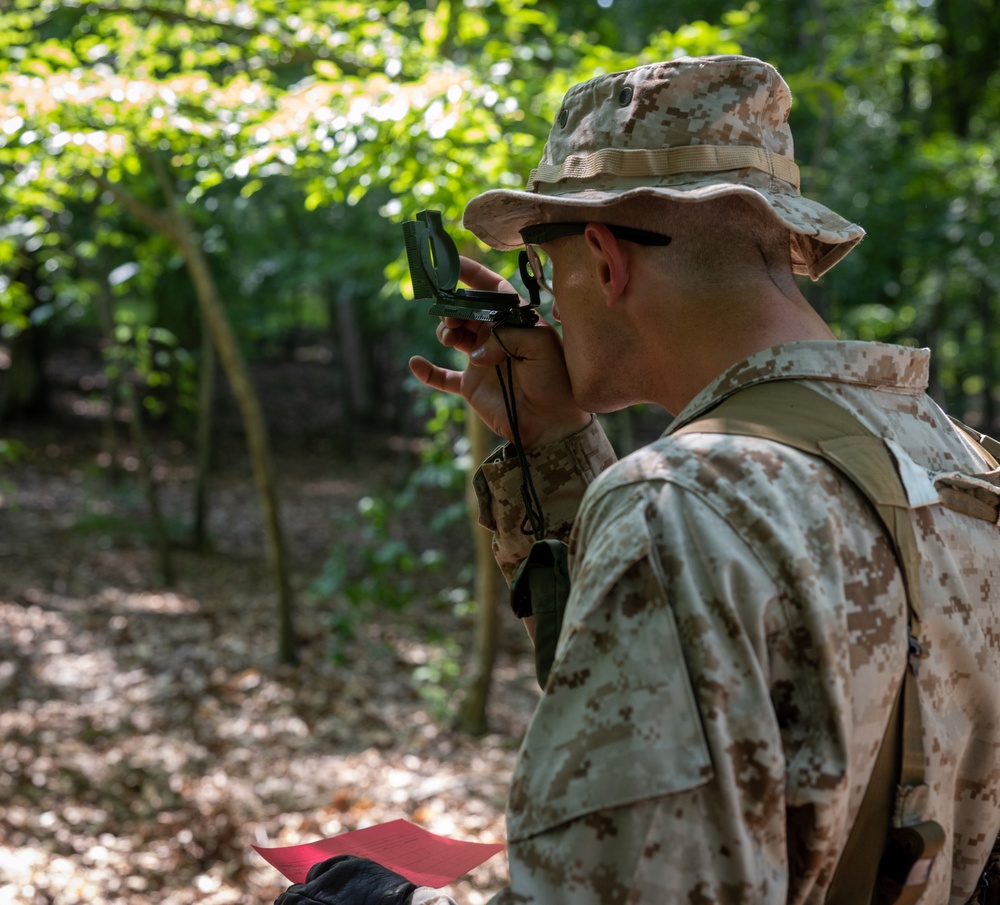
[0,350,541,904]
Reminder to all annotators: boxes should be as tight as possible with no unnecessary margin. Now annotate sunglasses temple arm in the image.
[518,250,543,309]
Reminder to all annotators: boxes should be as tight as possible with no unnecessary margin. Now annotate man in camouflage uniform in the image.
[278,55,1000,905]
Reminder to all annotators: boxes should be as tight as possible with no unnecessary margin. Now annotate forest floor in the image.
[0,348,541,904]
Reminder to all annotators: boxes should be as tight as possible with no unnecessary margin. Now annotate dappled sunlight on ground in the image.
[0,427,539,905]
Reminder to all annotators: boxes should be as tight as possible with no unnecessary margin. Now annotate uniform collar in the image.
[669,340,931,432]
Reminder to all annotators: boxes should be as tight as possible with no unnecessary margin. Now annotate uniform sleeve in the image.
[485,480,787,903]
[489,450,905,905]
[484,433,910,904]
[472,417,617,583]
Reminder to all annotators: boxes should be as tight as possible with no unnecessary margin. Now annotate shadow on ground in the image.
[0,352,539,905]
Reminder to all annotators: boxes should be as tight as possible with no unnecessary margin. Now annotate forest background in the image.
[0,0,998,903]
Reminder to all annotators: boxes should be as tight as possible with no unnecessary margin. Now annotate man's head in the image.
[463,55,863,281]
[520,195,835,415]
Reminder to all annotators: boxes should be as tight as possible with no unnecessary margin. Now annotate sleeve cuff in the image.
[472,416,617,582]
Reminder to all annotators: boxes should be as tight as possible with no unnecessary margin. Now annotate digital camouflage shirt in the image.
[439,340,1000,905]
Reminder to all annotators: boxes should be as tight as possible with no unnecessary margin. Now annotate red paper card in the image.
[253,819,505,888]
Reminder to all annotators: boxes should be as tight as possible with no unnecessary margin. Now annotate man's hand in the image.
[408,256,590,451]
[274,855,416,905]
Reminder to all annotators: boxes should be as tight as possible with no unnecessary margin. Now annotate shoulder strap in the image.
[674,380,926,621]
[949,417,1000,469]
[674,380,938,905]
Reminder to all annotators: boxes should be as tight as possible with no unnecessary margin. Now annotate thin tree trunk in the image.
[0,265,48,420]
[193,320,216,551]
[120,379,175,585]
[0,326,46,420]
[455,410,499,735]
[918,272,946,409]
[92,281,174,585]
[977,282,997,433]
[805,0,833,176]
[174,220,298,666]
[97,171,299,666]
[329,283,367,449]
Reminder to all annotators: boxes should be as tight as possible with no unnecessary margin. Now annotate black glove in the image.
[274,855,417,905]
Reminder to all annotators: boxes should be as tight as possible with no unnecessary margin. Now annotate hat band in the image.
[527,145,801,193]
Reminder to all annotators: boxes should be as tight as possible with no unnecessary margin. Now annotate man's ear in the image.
[583,223,629,307]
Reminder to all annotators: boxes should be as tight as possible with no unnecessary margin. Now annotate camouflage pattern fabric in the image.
[474,416,617,584]
[472,340,1000,905]
[463,56,865,279]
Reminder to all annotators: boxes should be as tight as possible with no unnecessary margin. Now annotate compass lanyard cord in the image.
[494,351,545,542]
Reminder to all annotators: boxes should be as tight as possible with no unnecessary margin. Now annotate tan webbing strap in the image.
[674,380,925,620]
[830,677,904,904]
[899,668,926,791]
[673,380,933,905]
[949,417,1000,469]
[526,144,801,192]
[939,420,1000,523]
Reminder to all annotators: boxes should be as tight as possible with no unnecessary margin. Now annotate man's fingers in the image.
[408,355,465,396]
[437,318,493,353]
[459,255,518,294]
[468,332,511,368]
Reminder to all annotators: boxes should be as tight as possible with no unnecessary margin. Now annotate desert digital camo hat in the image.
[463,55,864,279]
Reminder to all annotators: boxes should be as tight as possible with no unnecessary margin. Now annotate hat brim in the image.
[463,178,864,280]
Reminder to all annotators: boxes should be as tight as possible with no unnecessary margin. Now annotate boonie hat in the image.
[463,55,864,280]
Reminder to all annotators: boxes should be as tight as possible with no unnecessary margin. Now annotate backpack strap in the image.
[942,418,1000,524]
[949,417,1000,469]
[673,380,926,621]
[673,379,945,905]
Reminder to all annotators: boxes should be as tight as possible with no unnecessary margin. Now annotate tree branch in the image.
[144,149,177,211]
[93,174,181,243]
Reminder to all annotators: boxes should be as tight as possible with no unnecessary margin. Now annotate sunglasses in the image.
[518,222,671,295]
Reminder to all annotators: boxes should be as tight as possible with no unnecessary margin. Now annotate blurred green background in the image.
[2,0,998,434]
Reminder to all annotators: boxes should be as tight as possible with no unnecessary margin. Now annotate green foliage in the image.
[309,381,473,666]
[1,0,998,596]
[309,491,446,664]
[0,0,754,389]
[410,636,464,724]
[103,318,198,419]
[0,439,27,511]
[0,0,997,737]
[0,438,28,466]
[403,386,471,496]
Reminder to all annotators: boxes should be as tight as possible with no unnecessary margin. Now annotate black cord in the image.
[493,331,546,541]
